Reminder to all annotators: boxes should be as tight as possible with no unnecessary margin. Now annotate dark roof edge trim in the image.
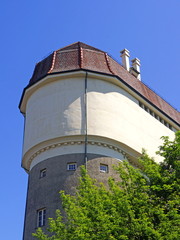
[19,69,180,127]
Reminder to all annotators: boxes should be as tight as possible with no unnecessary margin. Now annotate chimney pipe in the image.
[120,49,130,71]
[131,58,141,81]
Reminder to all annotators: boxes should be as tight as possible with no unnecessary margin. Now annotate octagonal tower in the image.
[19,42,179,239]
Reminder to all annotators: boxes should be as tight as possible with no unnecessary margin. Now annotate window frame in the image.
[40,168,46,178]
[37,208,46,227]
[100,164,108,173]
[67,162,77,171]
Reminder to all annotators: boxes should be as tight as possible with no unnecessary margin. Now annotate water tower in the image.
[19,42,179,239]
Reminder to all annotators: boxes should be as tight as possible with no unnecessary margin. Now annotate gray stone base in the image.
[23,153,121,240]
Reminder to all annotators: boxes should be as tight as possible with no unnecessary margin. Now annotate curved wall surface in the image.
[21,71,177,240]
[23,153,121,240]
[21,72,175,170]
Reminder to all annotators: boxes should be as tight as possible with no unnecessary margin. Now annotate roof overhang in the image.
[19,69,180,130]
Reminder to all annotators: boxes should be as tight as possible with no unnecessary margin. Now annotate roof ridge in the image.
[56,42,80,51]
[48,51,57,73]
[56,41,105,53]
[78,42,105,53]
[104,53,115,74]
[78,42,83,68]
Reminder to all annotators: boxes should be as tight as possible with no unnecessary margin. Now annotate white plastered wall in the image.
[21,72,176,170]
[24,77,85,154]
[86,78,175,159]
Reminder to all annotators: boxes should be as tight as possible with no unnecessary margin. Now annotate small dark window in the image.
[37,208,46,227]
[165,122,169,128]
[139,102,143,108]
[150,110,153,116]
[67,163,77,171]
[145,106,149,112]
[100,164,108,173]
[40,169,46,178]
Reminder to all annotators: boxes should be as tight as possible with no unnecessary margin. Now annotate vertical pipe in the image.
[84,71,88,170]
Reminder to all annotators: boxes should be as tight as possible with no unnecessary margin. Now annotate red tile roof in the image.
[27,42,180,125]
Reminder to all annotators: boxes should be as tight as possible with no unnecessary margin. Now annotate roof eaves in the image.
[19,68,180,126]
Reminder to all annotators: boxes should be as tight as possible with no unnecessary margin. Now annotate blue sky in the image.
[1,1,179,239]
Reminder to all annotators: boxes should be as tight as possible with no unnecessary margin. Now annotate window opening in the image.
[40,169,46,178]
[67,163,77,171]
[100,164,108,173]
[37,208,46,227]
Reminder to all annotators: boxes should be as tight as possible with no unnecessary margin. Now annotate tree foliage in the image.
[33,132,180,240]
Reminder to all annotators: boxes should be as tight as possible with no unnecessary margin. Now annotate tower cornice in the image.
[21,135,141,172]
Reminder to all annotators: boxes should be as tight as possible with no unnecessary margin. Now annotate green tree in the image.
[33,132,180,240]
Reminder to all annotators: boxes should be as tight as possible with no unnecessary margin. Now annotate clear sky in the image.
[1,0,179,239]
